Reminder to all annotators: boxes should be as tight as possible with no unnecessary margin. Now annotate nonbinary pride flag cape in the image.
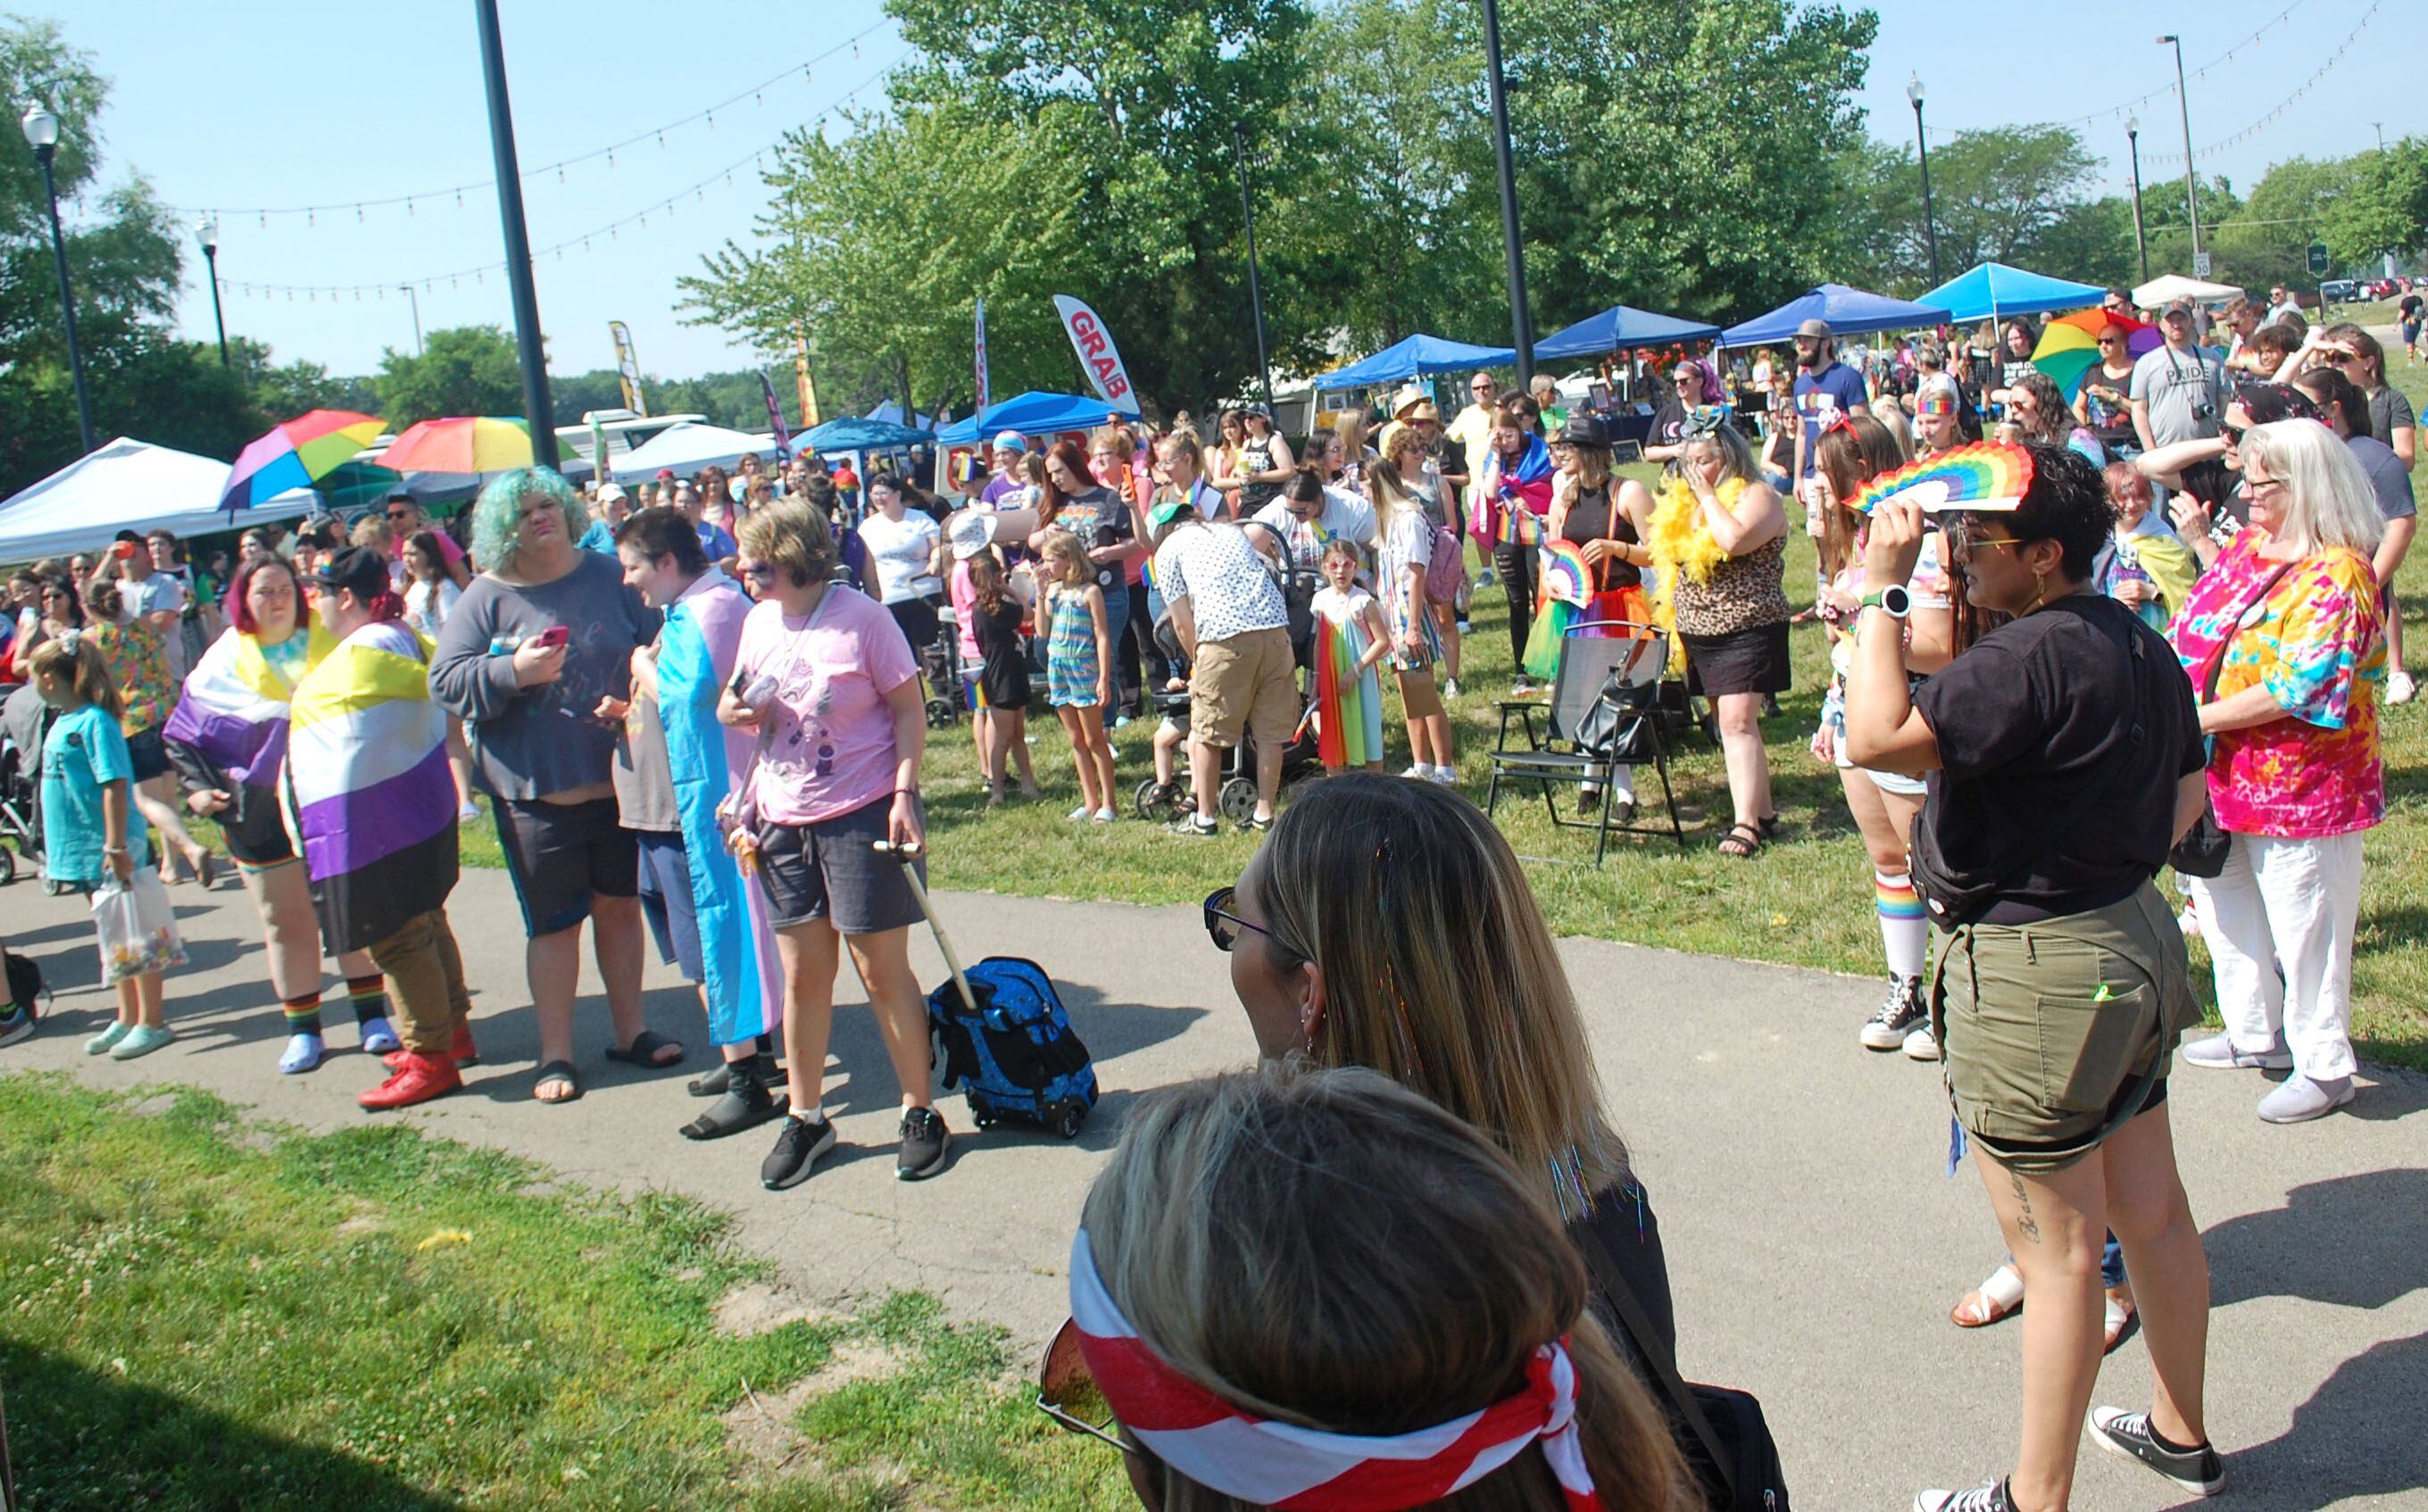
[655,574,783,1047]
[285,619,458,954]
[162,624,335,860]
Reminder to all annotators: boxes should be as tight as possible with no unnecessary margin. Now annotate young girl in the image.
[1367,461,1455,781]
[31,634,184,1059]
[966,552,1041,806]
[1038,531,1118,820]
[1308,537,1388,773]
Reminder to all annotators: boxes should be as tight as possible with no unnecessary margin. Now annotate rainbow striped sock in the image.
[281,995,323,1037]
[345,975,389,1029]
[1875,872,1928,981]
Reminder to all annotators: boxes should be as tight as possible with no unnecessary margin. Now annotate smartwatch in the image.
[1860,585,1913,620]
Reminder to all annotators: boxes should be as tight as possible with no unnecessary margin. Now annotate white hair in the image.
[2239,420,2385,559]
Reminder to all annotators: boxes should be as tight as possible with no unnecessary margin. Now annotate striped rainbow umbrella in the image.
[220,409,385,511]
[378,415,534,475]
[2031,309,2159,400]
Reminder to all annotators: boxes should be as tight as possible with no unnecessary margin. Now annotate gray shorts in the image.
[753,796,926,935]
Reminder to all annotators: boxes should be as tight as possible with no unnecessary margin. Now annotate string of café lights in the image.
[2141,0,2385,167]
[218,52,910,304]
[165,20,894,224]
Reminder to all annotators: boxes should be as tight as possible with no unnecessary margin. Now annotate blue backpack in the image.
[925,957,1097,1139]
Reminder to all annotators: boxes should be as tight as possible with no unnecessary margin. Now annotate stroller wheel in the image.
[1218,777,1258,824]
[1133,777,1177,822]
[0,843,14,885]
[925,696,956,728]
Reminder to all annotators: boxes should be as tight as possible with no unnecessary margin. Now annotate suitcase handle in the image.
[872,841,977,1016]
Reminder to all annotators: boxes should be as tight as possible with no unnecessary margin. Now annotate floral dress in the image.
[1044,585,1102,709]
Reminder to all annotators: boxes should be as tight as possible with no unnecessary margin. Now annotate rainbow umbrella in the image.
[2031,308,2159,399]
[220,409,385,511]
[379,416,535,475]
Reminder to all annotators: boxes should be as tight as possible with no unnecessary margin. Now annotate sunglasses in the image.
[1035,1318,1127,1450]
[2222,422,2247,445]
[2324,352,2357,366]
[1202,886,1274,952]
[737,560,777,582]
[385,508,414,519]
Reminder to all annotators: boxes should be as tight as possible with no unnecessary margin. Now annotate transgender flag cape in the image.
[162,624,335,862]
[657,576,783,1047]
[284,619,458,955]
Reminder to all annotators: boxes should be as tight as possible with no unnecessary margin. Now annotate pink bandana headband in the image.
[1068,1227,1603,1512]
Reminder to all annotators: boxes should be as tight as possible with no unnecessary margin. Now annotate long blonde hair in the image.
[29,633,123,720]
[1257,774,1628,1214]
[1083,1064,1686,1512]
[1365,461,1429,555]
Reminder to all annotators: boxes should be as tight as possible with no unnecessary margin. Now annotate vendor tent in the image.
[862,401,934,431]
[0,437,316,562]
[2133,273,2243,307]
[798,416,935,453]
[1535,304,1722,361]
[1721,284,1951,346]
[1310,334,1518,389]
[935,392,1139,447]
[610,422,781,483]
[1918,262,2109,322]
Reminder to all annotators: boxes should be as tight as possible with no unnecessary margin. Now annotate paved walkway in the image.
[4,868,2424,1509]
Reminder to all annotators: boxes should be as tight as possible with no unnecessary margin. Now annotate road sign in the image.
[2193,251,2214,278]
[2308,242,2332,276]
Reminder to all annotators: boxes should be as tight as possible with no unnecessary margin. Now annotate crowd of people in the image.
[0,291,2412,1512]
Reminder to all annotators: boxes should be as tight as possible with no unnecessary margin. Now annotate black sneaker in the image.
[2088,1407,2224,1496]
[761,1112,836,1191]
[896,1106,952,1181]
[1912,1477,2016,1512]
[0,1004,35,1049]
[1860,976,1927,1051]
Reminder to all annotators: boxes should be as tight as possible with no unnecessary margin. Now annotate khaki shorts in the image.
[1927,882,2199,1174]
[1191,627,1298,750]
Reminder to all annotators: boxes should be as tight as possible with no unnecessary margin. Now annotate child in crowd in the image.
[1038,531,1118,822]
[31,634,184,1059]
[1308,537,1388,773]
[2098,461,2199,632]
[966,552,1041,806]
[1367,461,1455,781]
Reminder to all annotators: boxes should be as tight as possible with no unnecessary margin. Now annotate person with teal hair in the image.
[429,467,673,1105]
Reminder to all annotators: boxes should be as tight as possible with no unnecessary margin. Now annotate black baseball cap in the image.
[304,545,390,602]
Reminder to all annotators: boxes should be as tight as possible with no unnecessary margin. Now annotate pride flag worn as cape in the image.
[162,624,335,861]
[1476,433,1556,544]
[1313,614,1384,769]
[656,575,784,1047]
[285,620,458,954]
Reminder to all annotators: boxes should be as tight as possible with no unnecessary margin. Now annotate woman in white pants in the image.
[2166,420,2387,1123]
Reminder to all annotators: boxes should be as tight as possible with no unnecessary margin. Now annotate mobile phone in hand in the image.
[530,625,571,651]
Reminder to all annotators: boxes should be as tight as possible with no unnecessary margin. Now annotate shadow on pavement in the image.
[2212,1331,2428,1510]
[0,1339,458,1509]
[2207,1168,2428,1311]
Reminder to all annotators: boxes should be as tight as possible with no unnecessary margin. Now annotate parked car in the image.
[2320,278,2361,303]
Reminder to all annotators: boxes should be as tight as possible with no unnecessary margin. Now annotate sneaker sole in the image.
[762,1125,837,1191]
[2087,1414,2224,1496]
[0,1019,35,1049]
[1860,1026,1916,1051]
[2182,1051,2293,1071]
[896,1127,952,1181]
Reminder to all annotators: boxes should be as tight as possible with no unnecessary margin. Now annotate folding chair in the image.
[1487,619,1685,863]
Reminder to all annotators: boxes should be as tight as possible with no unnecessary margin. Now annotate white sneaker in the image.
[1903,1023,1940,1060]
[1402,764,1430,779]
[2179,1030,2292,1071]
[2257,1074,2355,1123]
[1093,807,1118,824]
[1429,765,1459,785]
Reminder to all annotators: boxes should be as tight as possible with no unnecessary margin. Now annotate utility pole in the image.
[1481,0,1534,380]
[2126,117,2150,285]
[1230,121,1275,412]
[2158,34,2204,271]
[474,0,557,467]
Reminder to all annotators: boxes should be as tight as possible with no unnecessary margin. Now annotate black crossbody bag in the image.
[2168,561,2297,878]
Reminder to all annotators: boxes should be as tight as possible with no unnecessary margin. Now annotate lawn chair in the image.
[1487,619,1685,863]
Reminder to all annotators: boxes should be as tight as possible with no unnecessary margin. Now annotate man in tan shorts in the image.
[1148,497,1296,836]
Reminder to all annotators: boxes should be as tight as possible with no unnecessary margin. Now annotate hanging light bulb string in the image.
[170,20,891,223]
[2142,0,2383,166]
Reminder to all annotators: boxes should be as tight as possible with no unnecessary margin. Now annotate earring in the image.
[2028,569,2048,612]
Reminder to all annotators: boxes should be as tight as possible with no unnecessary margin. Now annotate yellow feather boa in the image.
[1647,474,1748,586]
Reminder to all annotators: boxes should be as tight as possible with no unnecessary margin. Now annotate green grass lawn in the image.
[0,1075,1130,1511]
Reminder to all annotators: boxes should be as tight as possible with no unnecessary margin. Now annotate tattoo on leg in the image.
[2009,1169,2042,1244]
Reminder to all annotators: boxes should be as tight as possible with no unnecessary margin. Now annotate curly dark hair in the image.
[1990,442,2116,584]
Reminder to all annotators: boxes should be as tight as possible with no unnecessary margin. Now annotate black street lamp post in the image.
[1481,0,1534,379]
[2125,117,2150,285]
[1908,73,1941,285]
[474,0,558,469]
[21,104,97,455]
[1231,120,1275,413]
[195,217,230,368]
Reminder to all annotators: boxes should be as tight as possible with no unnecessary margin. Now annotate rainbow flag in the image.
[284,620,458,953]
[162,625,334,860]
[1314,614,1384,769]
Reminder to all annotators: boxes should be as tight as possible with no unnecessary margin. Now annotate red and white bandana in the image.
[1067,1227,1602,1512]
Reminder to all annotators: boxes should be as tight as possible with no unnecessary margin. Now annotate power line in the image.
[2142,0,2383,166]
[168,21,892,224]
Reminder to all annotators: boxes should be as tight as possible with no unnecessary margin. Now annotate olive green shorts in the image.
[1926,883,2199,1175]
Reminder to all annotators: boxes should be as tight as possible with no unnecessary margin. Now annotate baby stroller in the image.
[1132,613,1327,825]
[0,681,52,887]
[923,601,965,729]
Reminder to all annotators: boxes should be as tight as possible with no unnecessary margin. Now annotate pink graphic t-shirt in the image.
[732,586,919,827]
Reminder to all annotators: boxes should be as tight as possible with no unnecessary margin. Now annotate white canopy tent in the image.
[2133,273,2244,307]
[610,422,781,484]
[0,437,316,563]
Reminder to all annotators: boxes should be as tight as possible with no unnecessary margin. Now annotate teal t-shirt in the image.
[40,702,149,885]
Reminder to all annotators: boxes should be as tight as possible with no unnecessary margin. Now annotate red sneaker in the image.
[359,1051,462,1111]
[382,1023,477,1070]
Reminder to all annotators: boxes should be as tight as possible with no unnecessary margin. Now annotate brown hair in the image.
[29,633,122,720]
[1082,1064,1685,1512]
[1040,528,1092,589]
[1814,413,1905,580]
[735,499,837,588]
[968,551,1009,617]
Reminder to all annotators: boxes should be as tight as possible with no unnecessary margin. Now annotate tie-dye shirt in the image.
[2166,529,2384,837]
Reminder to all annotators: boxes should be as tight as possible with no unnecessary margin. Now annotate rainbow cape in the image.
[1851,442,2033,516]
[162,624,336,863]
[1313,612,1384,769]
[285,620,458,954]
[655,574,784,1047]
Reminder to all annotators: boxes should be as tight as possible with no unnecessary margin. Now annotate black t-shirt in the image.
[1567,1182,1675,1383]
[2177,455,2249,529]
[1053,485,1135,592]
[1999,354,2037,392]
[1912,595,2204,924]
[1649,399,1691,449]
[2401,294,2423,320]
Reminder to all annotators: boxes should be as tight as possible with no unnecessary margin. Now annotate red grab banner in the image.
[1053,295,1141,414]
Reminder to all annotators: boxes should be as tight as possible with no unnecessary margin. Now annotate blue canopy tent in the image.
[935,391,1138,447]
[797,416,934,453]
[861,400,934,430]
[1309,333,1518,389]
[1917,262,2108,323]
[1535,305,1722,361]
[1721,284,1952,346]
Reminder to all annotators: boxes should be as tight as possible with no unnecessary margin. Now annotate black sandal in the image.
[533,1059,583,1104]
[604,1030,686,1069]
[1717,822,1765,860]
[1757,813,1783,841]
[678,1084,788,1141]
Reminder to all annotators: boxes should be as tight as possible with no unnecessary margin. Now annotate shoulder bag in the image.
[2169,561,2298,878]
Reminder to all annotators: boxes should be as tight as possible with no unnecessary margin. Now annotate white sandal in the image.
[1950,1263,2025,1328]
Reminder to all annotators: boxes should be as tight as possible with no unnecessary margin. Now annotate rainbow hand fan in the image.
[1538,539,1593,607]
[1851,442,2034,516]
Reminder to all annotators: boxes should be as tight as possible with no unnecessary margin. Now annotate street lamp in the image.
[21,104,97,454]
[1482,0,1534,380]
[1907,73,1941,284]
[2158,35,2204,271]
[195,216,230,368]
[1230,120,1275,413]
[2125,116,2149,284]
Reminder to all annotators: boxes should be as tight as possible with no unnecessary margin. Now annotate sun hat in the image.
[948,510,1000,561]
[1391,383,1430,419]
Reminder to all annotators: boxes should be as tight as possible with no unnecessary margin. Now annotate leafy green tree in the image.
[373,325,524,426]
[1850,126,2116,291]
[2324,139,2428,267]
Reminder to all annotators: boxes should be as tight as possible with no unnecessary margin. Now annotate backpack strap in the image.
[1570,1216,1736,1502]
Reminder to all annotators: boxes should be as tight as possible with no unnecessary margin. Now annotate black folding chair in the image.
[1487,619,1685,863]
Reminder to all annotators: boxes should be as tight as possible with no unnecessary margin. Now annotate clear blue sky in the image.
[36,0,2415,384]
